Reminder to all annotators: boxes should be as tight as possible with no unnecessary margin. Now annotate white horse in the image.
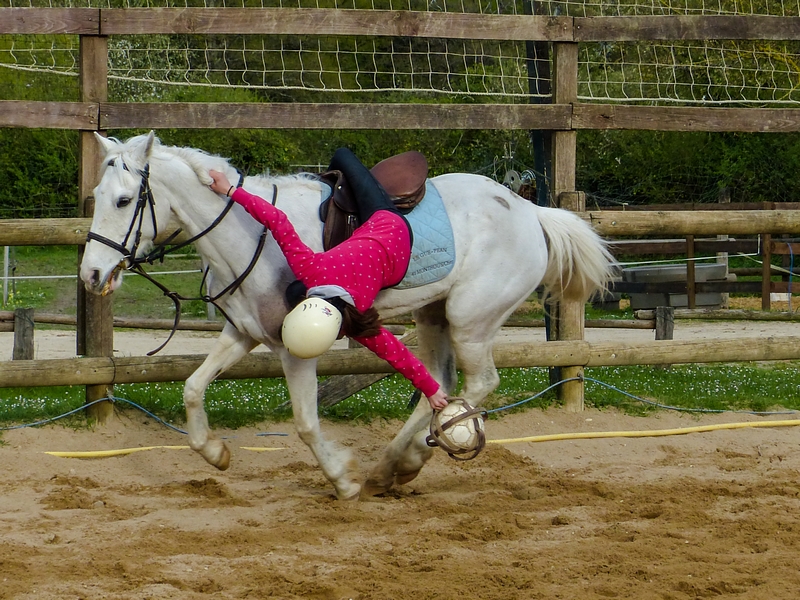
[80,132,614,500]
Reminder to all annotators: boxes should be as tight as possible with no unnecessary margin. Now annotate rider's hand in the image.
[209,170,233,197]
[427,388,449,411]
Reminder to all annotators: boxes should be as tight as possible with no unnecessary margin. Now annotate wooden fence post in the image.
[654,305,674,369]
[762,234,772,310]
[12,308,34,360]
[717,187,730,308]
[686,235,696,309]
[78,33,114,422]
[655,306,674,340]
[551,41,584,412]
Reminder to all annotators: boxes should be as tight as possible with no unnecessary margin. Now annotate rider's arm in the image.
[230,187,319,280]
[354,328,441,400]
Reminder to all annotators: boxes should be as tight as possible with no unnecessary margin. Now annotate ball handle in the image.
[426,398,488,461]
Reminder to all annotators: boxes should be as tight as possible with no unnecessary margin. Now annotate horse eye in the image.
[116,197,132,208]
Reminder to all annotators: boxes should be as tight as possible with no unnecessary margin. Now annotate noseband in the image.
[85,158,273,355]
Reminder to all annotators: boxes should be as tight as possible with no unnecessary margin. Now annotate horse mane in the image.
[157,142,321,190]
[160,144,230,185]
[106,134,324,197]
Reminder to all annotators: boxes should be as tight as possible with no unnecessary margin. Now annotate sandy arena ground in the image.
[2,314,800,599]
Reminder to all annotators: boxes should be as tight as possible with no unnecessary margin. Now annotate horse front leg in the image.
[282,353,361,500]
[184,322,258,470]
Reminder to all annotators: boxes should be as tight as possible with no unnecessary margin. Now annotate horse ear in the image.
[130,130,157,163]
[94,132,117,156]
[143,130,156,158]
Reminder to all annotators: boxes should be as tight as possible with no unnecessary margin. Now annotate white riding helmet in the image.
[281,298,343,359]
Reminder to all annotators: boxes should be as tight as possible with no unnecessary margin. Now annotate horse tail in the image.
[536,206,616,303]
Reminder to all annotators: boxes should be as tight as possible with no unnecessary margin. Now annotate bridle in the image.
[85,157,274,355]
[86,159,159,265]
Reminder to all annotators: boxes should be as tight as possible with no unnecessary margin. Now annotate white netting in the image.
[104,36,539,97]
[580,40,800,104]
[0,34,79,78]
[552,0,800,16]
[1,1,799,106]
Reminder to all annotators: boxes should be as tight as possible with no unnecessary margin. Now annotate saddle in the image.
[318,151,428,251]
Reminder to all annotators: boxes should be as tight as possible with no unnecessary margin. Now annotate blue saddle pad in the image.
[394,180,456,290]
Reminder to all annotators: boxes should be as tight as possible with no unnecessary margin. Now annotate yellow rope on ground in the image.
[44,445,285,458]
[41,419,800,457]
[487,418,800,445]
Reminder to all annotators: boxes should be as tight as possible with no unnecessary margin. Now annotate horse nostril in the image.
[90,269,101,286]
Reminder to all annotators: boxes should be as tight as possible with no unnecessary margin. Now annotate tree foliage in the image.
[578,129,800,206]
[2,31,800,216]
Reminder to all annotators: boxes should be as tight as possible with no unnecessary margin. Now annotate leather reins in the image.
[85,159,275,355]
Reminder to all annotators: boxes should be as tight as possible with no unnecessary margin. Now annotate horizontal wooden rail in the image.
[3,211,800,246]
[100,8,573,40]
[0,218,91,246]
[0,311,224,331]
[608,238,757,255]
[636,308,800,321]
[0,8,99,34]
[4,9,800,43]
[0,101,98,130]
[573,105,800,133]
[4,100,799,133]
[574,15,800,41]
[0,310,650,331]
[586,210,800,236]
[99,102,572,131]
[598,202,800,211]
[2,335,799,387]
[0,219,190,246]
[770,241,800,255]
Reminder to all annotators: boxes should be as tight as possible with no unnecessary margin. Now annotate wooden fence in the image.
[608,224,800,311]
[3,8,800,417]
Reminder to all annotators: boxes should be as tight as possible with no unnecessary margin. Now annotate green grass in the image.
[491,363,800,416]
[2,362,800,435]
[5,245,219,320]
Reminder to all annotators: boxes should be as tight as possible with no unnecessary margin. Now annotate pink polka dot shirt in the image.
[231,188,440,398]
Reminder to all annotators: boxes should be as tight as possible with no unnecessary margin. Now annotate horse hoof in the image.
[215,446,231,471]
[335,481,361,501]
[395,470,420,485]
[361,477,392,498]
[338,488,361,502]
[212,443,231,471]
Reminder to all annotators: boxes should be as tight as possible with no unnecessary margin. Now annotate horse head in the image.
[80,131,168,295]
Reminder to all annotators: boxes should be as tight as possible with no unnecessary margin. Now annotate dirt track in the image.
[3,409,800,600]
[3,314,800,599]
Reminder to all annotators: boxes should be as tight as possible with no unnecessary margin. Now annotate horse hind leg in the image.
[391,311,506,488]
[363,301,457,496]
[450,337,500,409]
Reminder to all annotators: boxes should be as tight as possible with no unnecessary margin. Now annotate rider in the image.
[208,147,448,411]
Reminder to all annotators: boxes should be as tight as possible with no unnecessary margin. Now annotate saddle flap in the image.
[318,170,356,213]
[370,151,428,201]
